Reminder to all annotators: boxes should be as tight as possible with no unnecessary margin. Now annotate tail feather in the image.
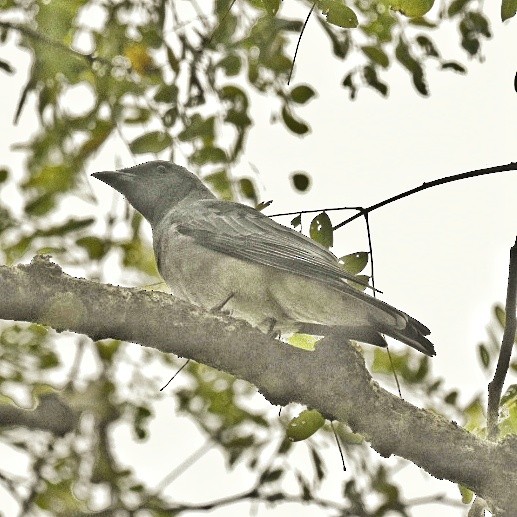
[381,316,436,356]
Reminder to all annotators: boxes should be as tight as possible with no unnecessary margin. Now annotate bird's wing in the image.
[174,199,369,294]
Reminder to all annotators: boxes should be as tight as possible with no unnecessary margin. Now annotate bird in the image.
[92,161,435,356]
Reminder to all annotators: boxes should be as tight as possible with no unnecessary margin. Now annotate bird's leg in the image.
[211,292,235,313]
[263,317,280,339]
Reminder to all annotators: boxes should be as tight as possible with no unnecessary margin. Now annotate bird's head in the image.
[92,161,213,226]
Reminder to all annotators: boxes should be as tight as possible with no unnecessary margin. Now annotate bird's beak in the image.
[91,169,137,190]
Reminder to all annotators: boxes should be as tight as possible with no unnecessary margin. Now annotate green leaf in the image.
[129,131,172,154]
[349,274,370,291]
[448,0,471,17]
[281,105,310,135]
[0,168,9,183]
[287,409,325,441]
[288,334,319,350]
[261,0,281,15]
[391,0,434,17]
[291,172,310,192]
[363,65,388,96]
[190,146,227,165]
[415,35,439,57]
[204,170,233,200]
[310,212,333,248]
[395,38,428,95]
[290,85,316,104]
[238,178,258,204]
[361,46,390,68]
[76,236,108,260]
[494,304,506,328]
[440,61,466,73]
[38,218,95,237]
[25,193,55,216]
[339,252,368,275]
[0,58,14,74]
[217,54,242,76]
[324,2,359,28]
[502,0,517,20]
[291,213,302,227]
[154,83,179,103]
[178,114,215,142]
[458,485,474,504]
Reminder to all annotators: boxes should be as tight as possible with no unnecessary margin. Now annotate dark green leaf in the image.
[441,61,467,73]
[290,85,316,104]
[310,212,333,248]
[154,83,179,103]
[317,16,350,58]
[361,46,390,68]
[76,236,108,260]
[310,445,326,481]
[444,390,458,405]
[291,172,310,192]
[342,71,357,99]
[259,468,283,483]
[39,218,95,237]
[287,409,325,441]
[339,252,368,275]
[129,131,172,154]
[204,170,233,200]
[291,214,302,228]
[25,193,55,216]
[416,35,439,57]
[0,168,8,183]
[395,38,428,95]
[281,105,310,135]
[448,0,471,17]
[238,178,258,204]
[502,0,517,21]
[217,54,242,76]
[0,59,14,74]
[363,65,388,96]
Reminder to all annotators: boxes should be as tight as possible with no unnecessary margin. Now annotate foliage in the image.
[0,0,513,515]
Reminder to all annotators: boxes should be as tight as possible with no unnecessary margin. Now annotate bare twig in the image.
[288,3,315,85]
[334,162,517,230]
[487,236,517,440]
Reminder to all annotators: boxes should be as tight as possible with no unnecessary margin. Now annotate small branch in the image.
[288,3,315,85]
[333,162,517,230]
[487,236,517,440]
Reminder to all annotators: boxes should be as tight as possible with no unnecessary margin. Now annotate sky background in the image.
[0,1,516,516]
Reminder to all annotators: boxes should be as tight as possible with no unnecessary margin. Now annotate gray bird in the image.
[92,161,435,356]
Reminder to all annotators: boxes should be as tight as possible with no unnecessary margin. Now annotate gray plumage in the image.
[92,161,435,356]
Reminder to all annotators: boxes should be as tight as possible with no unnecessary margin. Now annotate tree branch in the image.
[487,237,517,440]
[1,256,516,513]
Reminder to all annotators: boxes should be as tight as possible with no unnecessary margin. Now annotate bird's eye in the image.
[157,165,167,174]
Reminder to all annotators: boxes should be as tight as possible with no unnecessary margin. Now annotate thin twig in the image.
[487,236,517,440]
[334,162,517,230]
[330,422,346,471]
[160,359,190,391]
[288,3,315,85]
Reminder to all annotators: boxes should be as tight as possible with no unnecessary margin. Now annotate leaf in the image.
[290,85,316,104]
[76,236,108,260]
[494,304,506,328]
[287,409,325,441]
[129,131,172,154]
[324,2,359,28]
[178,114,215,142]
[502,0,517,21]
[288,334,319,350]
[190,146,227,165]
[395,38,428,95]
[154,83,179,103]
[415,35,439,57]
[281,105,310,135]
[0,168,9,183]
[339,252,368,275]
[291,213,302,227]
[448,0,471,17]
[216,54,242,76]
[0,58,14,74]
[291,172,310,192]
[440,61,467,73]
[238,178,258,204]
[363,65,388,96]
[259,468,283,483]
[391,0,434,17]
[310,212,333,248]
[361,46,390,68]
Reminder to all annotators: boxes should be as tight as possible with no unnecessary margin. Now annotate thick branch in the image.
[1,256,516,513]
[487,237,517,440]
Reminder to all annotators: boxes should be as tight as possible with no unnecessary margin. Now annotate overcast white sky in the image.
[1,1,516,516]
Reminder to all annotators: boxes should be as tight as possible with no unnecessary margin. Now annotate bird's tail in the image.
[381,316,436,356]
